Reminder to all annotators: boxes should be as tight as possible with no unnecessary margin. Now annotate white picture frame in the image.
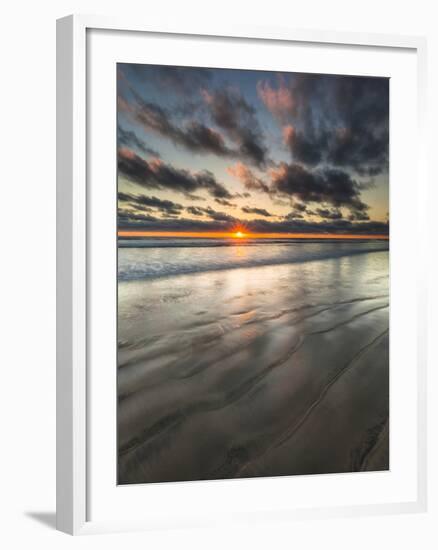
[56,14,428,535]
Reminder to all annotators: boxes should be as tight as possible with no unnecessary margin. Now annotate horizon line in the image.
[118,230,389,240]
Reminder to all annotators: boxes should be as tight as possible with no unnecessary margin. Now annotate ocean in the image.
[118,238,389,281]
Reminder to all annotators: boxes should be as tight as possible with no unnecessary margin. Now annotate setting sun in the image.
[234,231,245,238]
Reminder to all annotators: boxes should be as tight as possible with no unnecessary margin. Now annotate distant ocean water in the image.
[118,238,389,281]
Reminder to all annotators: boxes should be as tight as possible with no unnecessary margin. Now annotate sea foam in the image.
[118,239,389,281]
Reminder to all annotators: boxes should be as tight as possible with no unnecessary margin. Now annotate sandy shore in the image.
[117,250,389,484]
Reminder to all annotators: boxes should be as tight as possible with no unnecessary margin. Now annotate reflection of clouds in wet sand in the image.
[118,251,389,484]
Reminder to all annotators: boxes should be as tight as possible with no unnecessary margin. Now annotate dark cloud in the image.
[241,206,273,217]
[293,202,308,212]
[118,191,135,202]
[118,148,233,199]
[283,201,309,220]
[186,206,205,217]
[284,211,304,220]
[130,204,155,213]
[260,74,389,176]
[185,205,236,222]
[315,207,343,220]
[117,125,160,157]
[270,162,369,216]
[118,192,183,216]
[215,198,237,207]
[283,125,325,166]
[118,209,158,225]
[202,89,268,167]
[184,121,231,155]
[348,210,370,221]
[118,148,155,185]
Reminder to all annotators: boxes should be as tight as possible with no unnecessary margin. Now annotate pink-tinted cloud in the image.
[227,162,270,193]
[257,76,294,123]
[118,147,136,160]
[118,96,134,113]
[282,125,295,146]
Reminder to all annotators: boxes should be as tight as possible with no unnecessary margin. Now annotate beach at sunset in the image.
[117,64,389,483]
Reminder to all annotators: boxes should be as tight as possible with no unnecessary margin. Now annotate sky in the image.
[117,64,389,237]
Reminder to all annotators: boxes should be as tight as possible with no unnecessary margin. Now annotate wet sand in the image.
[117,250,389,484]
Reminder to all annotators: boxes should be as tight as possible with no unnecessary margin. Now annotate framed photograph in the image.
[57,15,428,535]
